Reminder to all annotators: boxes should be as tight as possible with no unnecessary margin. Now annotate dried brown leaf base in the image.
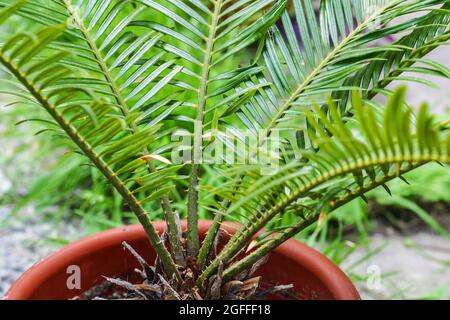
[76,237,296,300]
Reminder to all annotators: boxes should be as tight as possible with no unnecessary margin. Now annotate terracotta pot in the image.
[4,220,359,300]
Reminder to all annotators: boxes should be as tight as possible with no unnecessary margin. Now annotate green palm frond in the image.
[57,0,189,262]
[1,0,195,261]
[135,0,288,256]
[0,0,25,22]
[0,0,187,130]
[0,2,182,278]
[197,0,450,262]
[342,1,450,106]
[198,86,449,285]
[25,1,186,122]
[233,0,448,141]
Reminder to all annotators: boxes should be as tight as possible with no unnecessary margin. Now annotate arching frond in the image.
[198,0,450,262]
[0,2,182,278]
[233,0,449,143]
[198,86,450,285]
[341,1,450,106]
[0,0,196,261]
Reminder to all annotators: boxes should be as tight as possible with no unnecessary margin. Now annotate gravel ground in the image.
[342,221,450,300]
[0,206,84,296]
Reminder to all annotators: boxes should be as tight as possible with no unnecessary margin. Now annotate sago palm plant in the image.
[0,0,449,299]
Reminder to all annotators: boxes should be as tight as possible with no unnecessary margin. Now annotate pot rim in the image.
[4,220,360,300]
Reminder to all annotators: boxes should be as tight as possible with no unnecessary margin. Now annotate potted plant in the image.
[2,0,449,300]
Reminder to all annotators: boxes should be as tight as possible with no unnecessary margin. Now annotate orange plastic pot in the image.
[4,220,359,300]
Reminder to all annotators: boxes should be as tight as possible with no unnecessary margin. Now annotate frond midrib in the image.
[0,50,181,280]
[220,159,431,281]
[261,0,404,141]
[197,0,407,272]
[62,0,130,116]
[367,30,450,99]
[62,0,186,263]
[187,0,224,256]
[198,151,448,285]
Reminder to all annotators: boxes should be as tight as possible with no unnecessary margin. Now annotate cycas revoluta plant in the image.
[0,0,449,299]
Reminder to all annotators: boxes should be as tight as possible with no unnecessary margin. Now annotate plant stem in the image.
[187,0,223,257]
[0,53,181,281]
[63,0,184,264]
[197,201,226,268]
